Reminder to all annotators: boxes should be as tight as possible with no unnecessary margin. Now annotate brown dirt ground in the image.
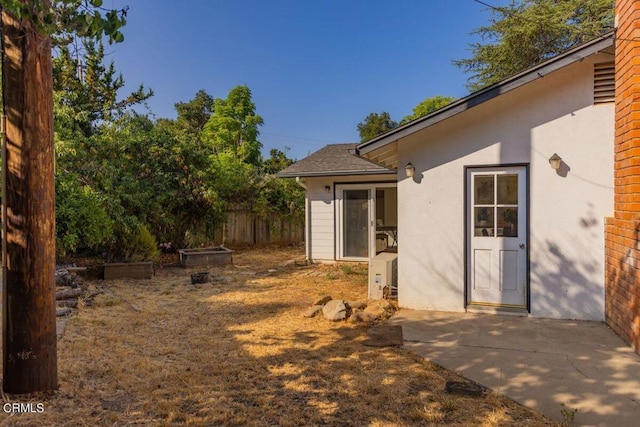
[0,245,558,426]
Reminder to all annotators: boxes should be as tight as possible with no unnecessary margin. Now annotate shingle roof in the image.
[277,143,395,178]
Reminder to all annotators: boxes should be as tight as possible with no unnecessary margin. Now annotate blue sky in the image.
[106,0,510,160]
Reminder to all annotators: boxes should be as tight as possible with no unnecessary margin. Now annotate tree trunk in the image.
[1,9,58,393]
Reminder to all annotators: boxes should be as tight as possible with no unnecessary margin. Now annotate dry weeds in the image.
[0,246,557,426]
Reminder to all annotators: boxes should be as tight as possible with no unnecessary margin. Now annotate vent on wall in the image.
[594,62,615,104]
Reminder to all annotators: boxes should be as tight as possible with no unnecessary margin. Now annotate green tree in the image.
[53,38,156,256]
[202,85,264,166]
[256,174,305,226]
[262,148,294,175]
[357,111,398,142]
[174,89,215,135]
[53,39,152,138]
[2,1,128,44]
[55,172,114,255]
[400,95,456,124]
[454,0,614,91]
[76,111,220,248]
[261,148,302,216]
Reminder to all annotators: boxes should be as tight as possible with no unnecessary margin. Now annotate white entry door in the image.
[467,167,527,307]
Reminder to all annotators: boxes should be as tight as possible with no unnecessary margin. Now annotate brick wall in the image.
[605,0,640,352]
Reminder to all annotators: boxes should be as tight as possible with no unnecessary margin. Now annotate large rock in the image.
[313,295,332,306]
[347,301,367,310]
[363,299,393,320]
[323,299,347,321]
[349,311,377,324]
[303,305,324,318]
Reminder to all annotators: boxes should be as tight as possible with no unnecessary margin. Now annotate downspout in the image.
[296,177,311,261]
[295,176,306,189]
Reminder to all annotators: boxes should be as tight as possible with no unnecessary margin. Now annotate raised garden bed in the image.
[179,246,234,268]
[103,261,154,280]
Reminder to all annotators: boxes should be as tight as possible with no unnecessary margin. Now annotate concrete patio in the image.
[389,310,640,427]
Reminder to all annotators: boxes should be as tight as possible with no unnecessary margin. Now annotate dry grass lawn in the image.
[0,246,558,426]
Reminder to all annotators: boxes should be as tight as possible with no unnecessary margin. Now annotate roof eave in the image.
[277,169,396,178]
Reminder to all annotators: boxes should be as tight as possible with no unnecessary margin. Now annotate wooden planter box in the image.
[179,246,234,268]
[103,261,154,280]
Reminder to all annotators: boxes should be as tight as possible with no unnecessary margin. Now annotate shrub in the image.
[56,174,114,256]
[108,222,160,262]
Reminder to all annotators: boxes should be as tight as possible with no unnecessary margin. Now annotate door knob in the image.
[519,243,525,249]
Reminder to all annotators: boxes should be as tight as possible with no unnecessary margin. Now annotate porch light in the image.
[405,162,415,178]
[324,185,331,193]
[549,153,562,170]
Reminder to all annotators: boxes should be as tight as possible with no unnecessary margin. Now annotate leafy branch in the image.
[2,0,128,43]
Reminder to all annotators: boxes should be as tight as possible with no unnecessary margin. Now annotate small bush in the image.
[56,174,114,256]
[183,228,213,248]
[108,222,160,262]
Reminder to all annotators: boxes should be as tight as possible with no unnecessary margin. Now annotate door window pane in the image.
[474,175,494,204]
[497,174,518,204]
[497,207,518,237]
[474,207,494,236]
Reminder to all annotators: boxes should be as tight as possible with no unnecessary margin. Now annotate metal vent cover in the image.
[594,62,615,104]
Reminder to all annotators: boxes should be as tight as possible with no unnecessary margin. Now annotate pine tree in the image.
[455,0,614,91]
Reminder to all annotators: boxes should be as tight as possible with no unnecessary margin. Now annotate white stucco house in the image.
[280,32,615,321]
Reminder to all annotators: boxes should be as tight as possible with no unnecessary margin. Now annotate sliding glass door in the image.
[343,189,370,258]
[336,183,397,260]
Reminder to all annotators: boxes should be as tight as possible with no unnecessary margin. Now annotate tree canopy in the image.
[53,40,152,137]
[454,0,614,91]
[174,89,215,135]
[357,112,398,142]
[53,56,303,256]
[202,85,264,166]
[2,1,129,43]
[400,95,456,124]
[357,95,456,142]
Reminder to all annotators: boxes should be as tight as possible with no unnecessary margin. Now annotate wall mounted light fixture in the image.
[405,162,415,178]
[549,153,562,170]
[324,185,331,193]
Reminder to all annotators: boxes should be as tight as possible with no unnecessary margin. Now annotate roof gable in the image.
[356,32,615,169]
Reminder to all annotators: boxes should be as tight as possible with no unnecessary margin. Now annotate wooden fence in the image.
[212,207,304,245]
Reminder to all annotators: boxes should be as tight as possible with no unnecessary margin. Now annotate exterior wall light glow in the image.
[405,162,415,178]
[549,153,562,170]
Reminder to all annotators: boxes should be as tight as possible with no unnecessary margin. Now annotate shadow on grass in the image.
[0,262,549,426]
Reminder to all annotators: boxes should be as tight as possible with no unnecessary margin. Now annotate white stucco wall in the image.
[305,174,395,262]
[397,53,614,320]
